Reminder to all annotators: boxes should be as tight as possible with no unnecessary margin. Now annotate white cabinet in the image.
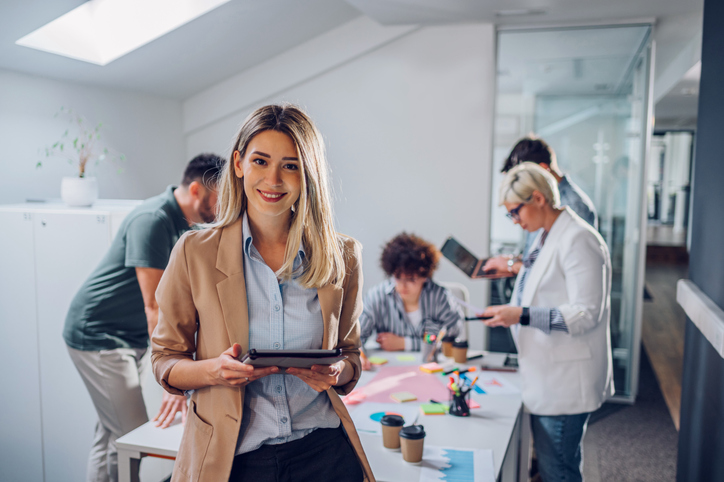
[0,201,143,482]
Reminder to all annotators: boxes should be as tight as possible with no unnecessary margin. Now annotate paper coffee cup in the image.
[442,336,456,357]
[380,414,405,450]
[399,425,426,463]
[452,340,469,363]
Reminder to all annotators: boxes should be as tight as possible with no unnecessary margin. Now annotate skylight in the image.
[16,0,231,66]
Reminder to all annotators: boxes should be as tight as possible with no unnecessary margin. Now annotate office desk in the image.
[117,352,528,482]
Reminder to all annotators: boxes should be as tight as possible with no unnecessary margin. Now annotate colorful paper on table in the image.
[463,372,519,395]
[468,399,481,409]
[396,354,416,362]
[419,446,495,482]
[348,402,420,435]
[341,389,367,405]
[420,403,448,415]
[367,356,388,365]
[420,362,443,373]
[390,391,417,403]
[355,365,450,404]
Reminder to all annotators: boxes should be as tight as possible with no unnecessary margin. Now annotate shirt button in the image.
[274,305,281,311]
[273,342,281,349]
[281,417,288,423]
[275,386,282,393]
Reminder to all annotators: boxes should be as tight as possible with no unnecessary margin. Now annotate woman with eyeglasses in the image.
[480,162,614,482]
[151,105,373,482]
[358,232,465,370]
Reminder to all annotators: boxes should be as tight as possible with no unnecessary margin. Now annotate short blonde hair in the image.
[498,162,560,208]
[213,104,345,289]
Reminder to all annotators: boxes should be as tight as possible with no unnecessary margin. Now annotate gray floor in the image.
[582,348,678,481]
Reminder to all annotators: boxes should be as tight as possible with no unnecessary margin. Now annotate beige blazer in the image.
[510,208,615,415]
[151,218,375,482]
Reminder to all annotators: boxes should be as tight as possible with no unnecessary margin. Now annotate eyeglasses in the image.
[506,202,526,221]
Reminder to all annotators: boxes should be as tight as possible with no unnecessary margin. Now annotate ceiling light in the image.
[495,9,546,17]
[16,0,231,66]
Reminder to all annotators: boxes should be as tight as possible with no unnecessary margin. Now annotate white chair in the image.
[437,281,471,341]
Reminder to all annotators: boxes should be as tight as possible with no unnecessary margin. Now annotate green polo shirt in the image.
[63,186,191,351]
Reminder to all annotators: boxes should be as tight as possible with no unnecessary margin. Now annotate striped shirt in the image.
[359,279,465,351]
[516,231,568,334]
[236,214,339,455]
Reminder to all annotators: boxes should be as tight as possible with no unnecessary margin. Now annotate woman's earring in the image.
[291,202,296,213]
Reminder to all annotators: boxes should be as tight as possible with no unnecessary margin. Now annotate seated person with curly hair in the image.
[359,233,466,370]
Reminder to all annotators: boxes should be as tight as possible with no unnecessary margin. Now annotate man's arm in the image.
[136,267,188,428]
[136,267,164,339]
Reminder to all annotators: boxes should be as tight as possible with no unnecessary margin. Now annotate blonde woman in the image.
[151,105,373,482]
[481,162,614,482]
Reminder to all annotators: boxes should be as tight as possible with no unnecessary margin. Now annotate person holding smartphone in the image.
[480,162,613,482]
[151,105,373,482]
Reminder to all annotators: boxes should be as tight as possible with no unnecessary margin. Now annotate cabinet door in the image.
[34,212,113,482]
[0,211,44,482]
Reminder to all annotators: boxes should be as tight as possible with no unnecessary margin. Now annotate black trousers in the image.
[229,425,364,482]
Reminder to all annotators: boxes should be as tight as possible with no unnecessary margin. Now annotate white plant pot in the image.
[61,176,99,207]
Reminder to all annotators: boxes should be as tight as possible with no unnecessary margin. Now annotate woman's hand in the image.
[286,360,350,392]
[376,332,405,351]
[360,350,372,371]
[209,343,279,387]
[479,305,523,328]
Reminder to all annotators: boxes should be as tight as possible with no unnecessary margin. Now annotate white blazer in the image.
[510,207,614,415]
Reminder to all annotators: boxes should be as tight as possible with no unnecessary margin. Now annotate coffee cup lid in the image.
[380,414,405,427]
[452,341,469,348]
[399,425,426,440]
[442,335,456,342]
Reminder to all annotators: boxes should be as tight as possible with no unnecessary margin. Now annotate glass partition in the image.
[489,25,653,401]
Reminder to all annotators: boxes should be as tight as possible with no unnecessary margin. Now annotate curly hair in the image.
[381,232,440,279]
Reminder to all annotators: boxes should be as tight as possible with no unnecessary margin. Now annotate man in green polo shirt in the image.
[63,153,223,482]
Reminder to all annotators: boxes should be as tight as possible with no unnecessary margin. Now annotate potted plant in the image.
[38,107,125,206]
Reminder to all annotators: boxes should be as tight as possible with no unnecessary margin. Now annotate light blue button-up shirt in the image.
[235,214,340,455]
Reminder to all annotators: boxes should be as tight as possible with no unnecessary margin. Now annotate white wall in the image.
[183,19,497,344]
[0,69,186,204]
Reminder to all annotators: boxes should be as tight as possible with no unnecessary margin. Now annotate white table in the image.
[117,352,529,482]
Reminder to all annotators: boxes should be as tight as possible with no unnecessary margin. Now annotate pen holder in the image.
[448,388,471,417]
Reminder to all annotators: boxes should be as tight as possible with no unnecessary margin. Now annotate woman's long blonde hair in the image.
[214,104,345,288]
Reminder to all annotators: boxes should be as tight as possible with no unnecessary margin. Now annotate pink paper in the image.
[357,365,449,403]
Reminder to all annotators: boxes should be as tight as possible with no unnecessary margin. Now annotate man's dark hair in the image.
[381,232,440,279]
[501,137,554,173]
[181,153,224,188]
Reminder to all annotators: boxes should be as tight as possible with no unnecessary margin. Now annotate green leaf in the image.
[103,147,109,154]
[60,144,64,151]
[52,141,59,149]
[73,138,78,149]
[36,162,42,169]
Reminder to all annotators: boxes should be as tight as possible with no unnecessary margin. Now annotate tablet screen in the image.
[441,237,479,277]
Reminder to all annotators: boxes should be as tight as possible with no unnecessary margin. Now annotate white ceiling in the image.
[345,0,700,26]
[0,0,703,103]
[0,0,361,99]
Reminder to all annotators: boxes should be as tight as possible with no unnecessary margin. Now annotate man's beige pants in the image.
[67,346,149,482]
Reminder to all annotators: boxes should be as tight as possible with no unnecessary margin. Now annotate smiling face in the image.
[233,130,302,225]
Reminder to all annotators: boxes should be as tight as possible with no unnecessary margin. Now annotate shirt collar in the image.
[241,212,305,264]
[165,185,189,232]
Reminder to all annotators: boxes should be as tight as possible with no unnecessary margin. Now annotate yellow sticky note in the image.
[390,391,417,403]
